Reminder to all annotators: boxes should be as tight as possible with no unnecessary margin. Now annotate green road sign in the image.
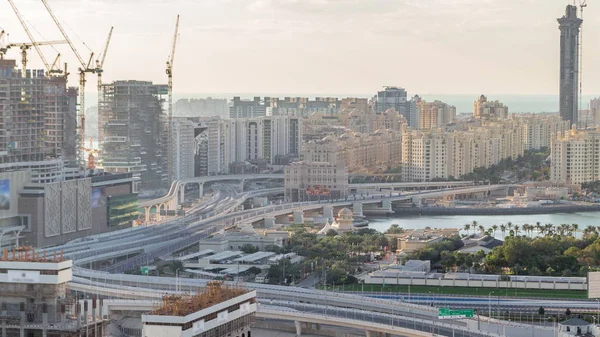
[141,267,149,275]
[438,308,474,320]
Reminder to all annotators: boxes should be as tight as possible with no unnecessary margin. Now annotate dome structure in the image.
[239,226,257,235]
[338,208,353,220]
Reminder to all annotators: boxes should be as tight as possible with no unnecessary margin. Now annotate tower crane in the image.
[2,40,66,72]
[7,0,63,74]
[96,27,113,94]
[41,0,96,168]
[166,15,179,183]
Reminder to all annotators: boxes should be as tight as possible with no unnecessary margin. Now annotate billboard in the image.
[107,193,139,227]
[0,179,9,211]
[91,187,106,208]
[8,270,40,283]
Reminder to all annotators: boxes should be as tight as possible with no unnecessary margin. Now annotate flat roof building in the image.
[142,282,256,337]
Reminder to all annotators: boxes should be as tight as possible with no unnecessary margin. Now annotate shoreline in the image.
[392,204,600,216]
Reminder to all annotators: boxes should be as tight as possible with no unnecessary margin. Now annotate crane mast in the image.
[166,15,179,183]
[96,27,113,94]
[41,0,95,169]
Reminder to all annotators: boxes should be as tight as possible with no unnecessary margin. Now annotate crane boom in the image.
[40,0,87,68]
[166,15,179,184]
[7,0,53,72]
[98,27,113,69]
[8,40,67,47]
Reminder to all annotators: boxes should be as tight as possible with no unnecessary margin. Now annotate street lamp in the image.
[488,291,495,318]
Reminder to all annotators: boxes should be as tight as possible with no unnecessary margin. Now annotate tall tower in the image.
[558,4,583,126]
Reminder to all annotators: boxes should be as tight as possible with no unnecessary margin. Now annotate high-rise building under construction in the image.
[0,59,78,183]
[99,80,168,190]
[558,4,583,126]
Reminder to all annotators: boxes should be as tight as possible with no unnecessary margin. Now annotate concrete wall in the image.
[364,275,587,291]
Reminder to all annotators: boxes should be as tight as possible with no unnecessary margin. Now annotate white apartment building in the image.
[401,128,449,181]
[417,100,456,129]
[518,114,570,150]
[473,95,509,120]
[551,127,600,184]
[197,116,302,175]
[171,118,198,180]
[284,161,348,202]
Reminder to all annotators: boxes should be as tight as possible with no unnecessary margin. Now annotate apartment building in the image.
[375,86,407,116]
[401,127,449,181]
[417,100,456,129]
[551,127,600,184]
[473,95,509,120]
[99,80,169,190]
[517,114,570,150]
[171,118,200,180]
[229,96,266,118]
[267,96,341,117]
[303,129,402,174]
[284,161,348,202]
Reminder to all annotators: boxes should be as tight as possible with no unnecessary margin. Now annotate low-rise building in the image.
[198,227,283,253]
[396,228,460,253]
[284,161,348,202]
[142,282,256,337]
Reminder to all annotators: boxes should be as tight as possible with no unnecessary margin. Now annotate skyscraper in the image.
[375,87,407,116]
[558,4,583,126]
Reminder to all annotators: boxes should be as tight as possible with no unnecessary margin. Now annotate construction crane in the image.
[166,15,180,183]
[2,40,66,72]
[6,0,63,74]
[41,0,96,168]
[95,27,113,94]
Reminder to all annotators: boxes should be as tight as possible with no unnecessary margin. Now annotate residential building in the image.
[375,86,407,117]
[558,5,583,126]
[267,96,341,117]
[302,129,402,174]
[401,127,449,181]
[284,161,348,202]
[395,228,460,253]
[174,97,228,117]
[99,80,168,190]
[551,127,600,184]
[373,109,405,132]
[417,100,456,129]
[591,98,600,127]
[142,283,256,337]
[229,96,266,118]
[473,95,509,120]
[171,118,199,180]
[517,114,570,150]
[407,95,421,128]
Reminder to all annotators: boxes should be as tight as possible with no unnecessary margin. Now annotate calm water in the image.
[367,212,600,233]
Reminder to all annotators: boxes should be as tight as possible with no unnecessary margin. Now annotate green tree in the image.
[240,244,259,254]
[248,266,262,275]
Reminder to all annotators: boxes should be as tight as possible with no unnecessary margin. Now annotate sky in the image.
[1,0,600,96]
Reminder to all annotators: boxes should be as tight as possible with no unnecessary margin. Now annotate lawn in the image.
[325,284,588,299]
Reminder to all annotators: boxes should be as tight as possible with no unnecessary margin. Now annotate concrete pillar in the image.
[240,179,245,192]
[155,204,161,221]
[199,183,204,198]
[264,217,275,228]
[353,202,363,217]
[144,207,151,224]
[179,183,185,203]
[365,331,373,337]
[411,197,422,207]
[294,320,302,336]
[382,199,392,212]
[322,205,334,222]
[293,210,304,225]
[315,323,321,330]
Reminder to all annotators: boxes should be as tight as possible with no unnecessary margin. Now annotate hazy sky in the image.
[1,0,600,95]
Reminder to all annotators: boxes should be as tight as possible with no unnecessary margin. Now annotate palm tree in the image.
[544,223,554,236]
[478,225,485,236]
[572,224,579,238]
[492,224,499,237]
[500,224,507,238]
[507,222,513,231]
[472,220,479,236]
[464,223,471,235]
[535,222,543,236]
[522,224,530,237]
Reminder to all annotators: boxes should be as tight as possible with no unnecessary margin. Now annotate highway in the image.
[32,177,585,336]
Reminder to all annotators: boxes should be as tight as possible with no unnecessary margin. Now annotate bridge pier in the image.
[294,320,302,336]
[382,199,393,213]
[293,210,304,225]
[264,217,275,228]
[411,197,422,208]
[365,331,373,337]
[154,204,162,221]
[240,179,245,192]
[144,207,151,224]
[353,203,363,217]
[198,182,204,198]
[322,205,334,222]
[179,184,185,203]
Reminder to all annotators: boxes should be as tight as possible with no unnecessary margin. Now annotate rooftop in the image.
[1,247,65,263]
[150,282,249,317]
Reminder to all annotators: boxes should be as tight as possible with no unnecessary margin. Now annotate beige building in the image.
[517,114,570,150]
[302,130,402,174]
[284,161,348,202]
[417,100,456,129]
[396,228,460,253]
[401,119,524,181]
[551,127,600,184]
[473,95,509,120]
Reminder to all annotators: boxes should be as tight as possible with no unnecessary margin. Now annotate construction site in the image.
[0,247,108,337]
[142,282,257,337]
